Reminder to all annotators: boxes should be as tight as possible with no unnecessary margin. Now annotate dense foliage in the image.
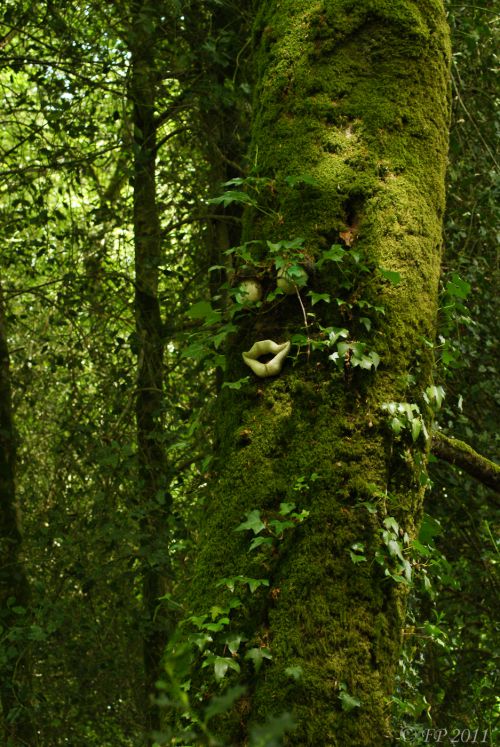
[0,1,497,745]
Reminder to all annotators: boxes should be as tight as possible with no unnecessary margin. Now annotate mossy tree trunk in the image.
[190,1,450,745]
[0,285,33,745]
[129,0,172,735]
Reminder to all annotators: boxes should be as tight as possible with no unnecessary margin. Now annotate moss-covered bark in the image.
[431,432,500,492]
[189,2,450,744]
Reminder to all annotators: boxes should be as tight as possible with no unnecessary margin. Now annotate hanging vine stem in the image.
[295,285,311,361]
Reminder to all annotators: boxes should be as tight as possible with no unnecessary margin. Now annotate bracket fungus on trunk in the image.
[242,339,291,378]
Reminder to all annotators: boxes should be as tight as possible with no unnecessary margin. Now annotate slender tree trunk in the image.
[190,1,451,744]
[129,0,172,735]
[0,286,33,745]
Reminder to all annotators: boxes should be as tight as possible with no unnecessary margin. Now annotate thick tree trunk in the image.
[0,286,33,745]
[190,1,450,744]
[129,0,172,735]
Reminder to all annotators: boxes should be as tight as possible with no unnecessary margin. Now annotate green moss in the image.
[189,0,450,743]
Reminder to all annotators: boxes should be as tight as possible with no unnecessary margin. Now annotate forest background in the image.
[0,1,498,746]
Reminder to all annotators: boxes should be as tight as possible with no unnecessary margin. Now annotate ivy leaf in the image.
[204,685,247,724]
[268,519,295,536]
[317,245,346,268]
[235,510,266,535]
[379,267,402,285]
[249,713,296,747]
[267,237,305,253]
[390,417,403,434]
[339,686,361,712]
[411,417,422,442]
[186,300,221,324]
[285,174,321,188]
[308,291,331,305]
[387,539,404,561]
[368,350,381,369]
[384,517,399,534]
[222,377,250,390]
[350,550,367,564]
[279,502,296,516]
[418,514,442,543]
[203,655,240,677]
[213,656,240,681]
[208,190,255,208]
[327,327,349,346]
[249,536,274,552]
[246,577,270,594]
[445,273,471,299]
[245,646,272,673]
[225,635,246,655]
[424,385,445,410]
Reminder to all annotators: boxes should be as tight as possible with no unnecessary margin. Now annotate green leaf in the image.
[225,635,246,655]
[384,516,399,534]
[411,417,422,442]
[379,267,402,285]
[291,333,310,346]
[249,713,296,747]
[202,655,240,681]
[204,685,247,724]
[216,577,237,592]
[424,384,445,410]
[308,291,331,305]
[235,510,266,535]
[418,514,442,543]
[215,656,239,680]
[279,502,296,516]
[186,300,221,324]
[246,577,270,593]
[327,327,349,345]
[339,687,361,712]
[445,273,471,299]
[28,624,47,641]
[245,646,272,673]
[222,377,250,390]
[205,618,230,632]
[212,323,238,349]
[350,550,367,564]
[266,237,305,253]
[285,174,321,188]
[249,536,274,552]
[208,190,255,208]
[268,518,295,535]
[390,417,403,434]
[387,539,404,561]
[411,539,432,557]
[357,355,374,370]
[317,245,346,268]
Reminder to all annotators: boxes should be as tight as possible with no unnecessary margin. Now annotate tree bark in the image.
[129,0,172,735]
[0,285,33,745]
[189,1,451,744]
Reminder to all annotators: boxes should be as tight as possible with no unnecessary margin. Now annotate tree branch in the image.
[431,431,500,492]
